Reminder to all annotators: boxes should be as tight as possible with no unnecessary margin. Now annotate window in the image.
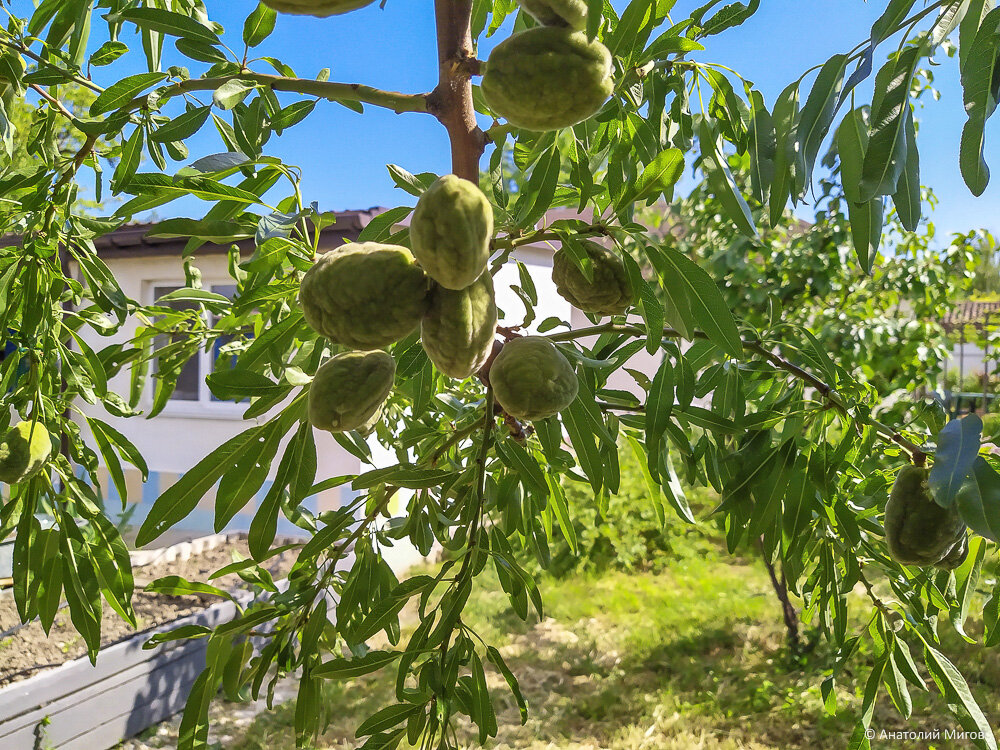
[152,283,240,407]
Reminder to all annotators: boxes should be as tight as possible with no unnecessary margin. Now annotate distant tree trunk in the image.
[758,538,800,652]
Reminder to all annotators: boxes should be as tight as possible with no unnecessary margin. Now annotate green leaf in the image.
[145,575,236,602]
[859,45,924,200]
[206,369,286,401]
[794,53,847,195]
[112,127,144,194]
[747,90,776,204]
[216,415,294,530]
[562,397,602,496]
[487,645,527,724]
[356,703,421,738]
[243,2,277,47]
[315,650,401,679]
[658,246,743,359]
[213,79,259,110]
[136,426,265,546]
[150,106,211,142]
[955,456,1000,542]
[929,413,982,507]
[645,357,674,480]
[699,120,757,238]
[838,107,883,271]
[629,148,684,204]
[89,40,128,66]
[921,639,998,749]
[90,72,167,116]
[891,106,921,232]
[352,464,456,490]
[959,7,1000,196]
[495,439,548,498]
[118,7,219,44]
[545,474,577,554]
[146,217,254,243]
[768,81,800,227]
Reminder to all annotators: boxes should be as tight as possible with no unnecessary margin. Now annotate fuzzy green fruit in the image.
[421,274,498,379]
[0,421,52,484]
[518,0,588,29]
[885,465,968,569]
[299,242,431,350]
[308,351,395,433]
[552,241,634,315]
[262,0,376,16]
[481,27,613,131]
[410,175,494,290]
[490,336,578,420]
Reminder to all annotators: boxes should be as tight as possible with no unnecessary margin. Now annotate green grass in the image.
[224,531,1000,750]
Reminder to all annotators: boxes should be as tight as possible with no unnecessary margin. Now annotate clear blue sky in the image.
[99,0,998,240]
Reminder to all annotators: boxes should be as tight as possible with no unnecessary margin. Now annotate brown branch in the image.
[427,0,488,182]
[550,322,928,464]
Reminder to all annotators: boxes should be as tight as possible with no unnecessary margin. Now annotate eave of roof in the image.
[0,208,386,258]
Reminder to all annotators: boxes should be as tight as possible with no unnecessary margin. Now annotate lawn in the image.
[223,516,1000,750]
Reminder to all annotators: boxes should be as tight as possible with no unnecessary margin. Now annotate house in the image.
[37,209,660,561]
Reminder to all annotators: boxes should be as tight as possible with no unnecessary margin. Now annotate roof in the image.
[942,300,1000,331]
[0,208,385,258]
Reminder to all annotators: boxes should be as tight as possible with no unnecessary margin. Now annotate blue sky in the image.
[94,0,998,240]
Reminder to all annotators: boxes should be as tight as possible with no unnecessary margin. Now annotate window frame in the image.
[144,278,246,420]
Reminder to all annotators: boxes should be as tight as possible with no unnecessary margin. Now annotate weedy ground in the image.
[224,525,1000,750]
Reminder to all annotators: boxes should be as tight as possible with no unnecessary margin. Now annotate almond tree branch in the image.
[549,322,927,463]
[126,72,430,115]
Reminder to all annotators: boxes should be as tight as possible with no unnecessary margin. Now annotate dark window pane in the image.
[153,285,200,402]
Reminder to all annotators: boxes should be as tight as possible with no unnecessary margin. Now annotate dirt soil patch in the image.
[0,536,297,686]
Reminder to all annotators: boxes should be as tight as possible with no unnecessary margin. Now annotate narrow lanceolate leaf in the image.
[118,7,219,44]
[90,72,167,116]
[150,106,211,142]
[837,108,883,271]
[315,650,400,679]
[794,53,848,196]
[959,8,1000,195]
[136,426,265,546]
[929,413,983,507]
[859,44,924,201]
[112,127,143,194]
[960,0,995,72]
[922,640,998,749]
[769,81,800,226]
[838,108,870,205]
[846,198,883,276]
[891,107,921,231]
[748,90,776,204]
[659,245,744,359]
[955,457,1000,542]
[645,358,674,480]
[243,3,277,47]
[700,121,757,238]
[629,148,685,204]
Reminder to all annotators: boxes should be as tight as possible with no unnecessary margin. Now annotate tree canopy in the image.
[2,1,1000,748]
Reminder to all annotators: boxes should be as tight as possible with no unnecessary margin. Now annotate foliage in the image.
[2,1,1000,749]
[517,447,720,577]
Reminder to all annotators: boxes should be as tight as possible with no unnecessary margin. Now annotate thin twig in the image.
[126,73,430,115]
[549,322,927,463]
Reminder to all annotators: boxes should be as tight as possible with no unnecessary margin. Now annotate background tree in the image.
[2,2,1000,749]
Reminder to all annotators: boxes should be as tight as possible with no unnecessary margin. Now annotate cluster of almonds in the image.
[299,176,580,434]
[266,0,624,433]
